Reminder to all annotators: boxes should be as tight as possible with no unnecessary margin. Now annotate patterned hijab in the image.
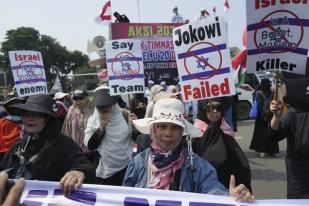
[147,124,184,190]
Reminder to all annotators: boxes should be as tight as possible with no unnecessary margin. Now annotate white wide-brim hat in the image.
[133,98,201,137]
[53,92,69,100]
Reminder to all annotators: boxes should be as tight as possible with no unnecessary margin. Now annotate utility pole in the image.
[137,0,141,23]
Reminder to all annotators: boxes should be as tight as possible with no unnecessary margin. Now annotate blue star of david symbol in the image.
[197,56,209,70]
[121,61,132,73]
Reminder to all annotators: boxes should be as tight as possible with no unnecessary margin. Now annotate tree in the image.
[0,27,89,88]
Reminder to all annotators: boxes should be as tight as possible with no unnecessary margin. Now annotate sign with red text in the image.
[173,17,235,102]
[111,23,181,85]
[9,50,47,97]
[106,39,144,95]
[246,0,309,74]
[19,180,309,206]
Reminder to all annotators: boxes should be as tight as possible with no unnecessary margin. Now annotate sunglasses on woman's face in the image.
[73,96,84,101]
[22,111,46,118]
[205,103,222,112]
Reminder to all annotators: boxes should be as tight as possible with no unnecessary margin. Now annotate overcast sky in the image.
[0,0,246,54]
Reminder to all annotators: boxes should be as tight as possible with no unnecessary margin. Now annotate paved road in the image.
[235,120,287,199]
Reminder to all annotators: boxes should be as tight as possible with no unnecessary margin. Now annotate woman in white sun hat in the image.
[123,98,254,202]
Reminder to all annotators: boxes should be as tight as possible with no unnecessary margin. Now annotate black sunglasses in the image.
[22,111,46,118]
[205,103,222,112]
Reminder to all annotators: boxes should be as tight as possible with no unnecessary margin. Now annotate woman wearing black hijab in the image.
[193,99,252,192]
[250,78,279,157]
[269,77,309,199]
[1,94,94,196]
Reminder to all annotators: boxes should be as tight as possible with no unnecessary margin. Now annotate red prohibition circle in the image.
[16,61,44,84]
[254,9,304,53]
[111,51,140,80]
[184,41,223,80]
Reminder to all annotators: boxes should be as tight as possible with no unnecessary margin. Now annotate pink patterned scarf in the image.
[147,125,184,190]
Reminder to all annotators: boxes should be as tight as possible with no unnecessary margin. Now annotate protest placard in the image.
[8,50,47,97]
[106,39,144,95]
[173,16,235,102]
[246,0,309,74]
[111,23,181,85]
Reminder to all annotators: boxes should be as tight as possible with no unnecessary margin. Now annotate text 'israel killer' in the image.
[174,17,221,46]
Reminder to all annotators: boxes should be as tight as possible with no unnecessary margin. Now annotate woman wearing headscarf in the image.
[193,99,252,192]
[62,89,93,152]
[84,85,135,186]
[195,99,234,137]
[1,94,94,196]
[250,78,279,157]
[269,77,309,199]
[123,98,254,202]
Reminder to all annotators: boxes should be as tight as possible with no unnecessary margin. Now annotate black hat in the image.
[72,89,88,98]
[8,94,58,117]
[92,87,117,107]
[0,96,26,108]
[284,77,309,111]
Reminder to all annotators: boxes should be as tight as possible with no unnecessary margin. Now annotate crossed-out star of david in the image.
[197,56,209,70]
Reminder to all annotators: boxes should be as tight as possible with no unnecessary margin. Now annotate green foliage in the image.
[70,66,99,91]
[0,27,89,88]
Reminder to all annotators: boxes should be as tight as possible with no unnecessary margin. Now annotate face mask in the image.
[6,115,22,122]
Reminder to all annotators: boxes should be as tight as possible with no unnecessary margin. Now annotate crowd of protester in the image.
[0,71,309,205]
[0,5,308,205]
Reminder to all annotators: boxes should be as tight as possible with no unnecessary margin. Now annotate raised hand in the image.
[229,175,254,202]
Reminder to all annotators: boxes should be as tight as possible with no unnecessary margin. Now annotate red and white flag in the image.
[95,0,111,25]
[212,6,217,15]
[224,0,230,13]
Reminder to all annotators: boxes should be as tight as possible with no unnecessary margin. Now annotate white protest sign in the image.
[106,39,144,95]
[246,0,309,74]
[173,16,235,102]
[9,51,48,97]
[19,180,309,206]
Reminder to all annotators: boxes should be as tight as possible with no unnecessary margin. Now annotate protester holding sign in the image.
[1,94,94,196]
[269,77,309,199]
[124,98,254,202]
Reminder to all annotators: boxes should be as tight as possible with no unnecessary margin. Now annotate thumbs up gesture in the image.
[229,175,254,202]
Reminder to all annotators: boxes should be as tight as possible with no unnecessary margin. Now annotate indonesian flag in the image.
[224,0,230,13]
[95,0,112,25]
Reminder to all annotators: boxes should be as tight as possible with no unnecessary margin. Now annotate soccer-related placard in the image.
[105,39,144,95]
[9,50,48,97]
[111,23,181,85]
[246,0,309,74]
[173,16,235,102]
